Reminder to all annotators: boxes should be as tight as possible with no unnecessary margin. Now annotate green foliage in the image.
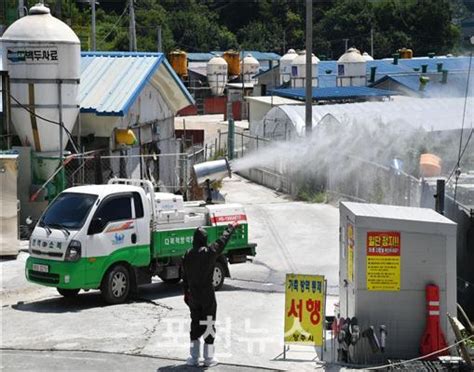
[168,1,237,51]
[297,187,327,204]
[3,0,463,57]
[210,148,227,161]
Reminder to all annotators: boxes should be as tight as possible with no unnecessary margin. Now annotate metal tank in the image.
[362,52,374,61]
[337,47,367,87]
[290,50,319,88]
[241,53,260,83]
[0,3,80,154]
[279,48,297,85]
[223,50,240,76]
[207,56,228,96]
[168,50,188,78]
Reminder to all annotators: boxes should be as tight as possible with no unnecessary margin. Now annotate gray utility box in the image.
[339,202,457,364]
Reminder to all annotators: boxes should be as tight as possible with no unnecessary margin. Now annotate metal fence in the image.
[63,146,207,199]
[217,130,421,206]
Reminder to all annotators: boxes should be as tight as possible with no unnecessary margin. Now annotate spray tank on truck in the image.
[193,158,231,204]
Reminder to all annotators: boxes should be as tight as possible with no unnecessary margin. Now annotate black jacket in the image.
[182,225,235,304]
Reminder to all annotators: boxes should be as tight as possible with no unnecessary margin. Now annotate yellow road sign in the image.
[284,274,326,346]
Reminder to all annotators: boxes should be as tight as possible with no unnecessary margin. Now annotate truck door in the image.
[131,191,150,248]
[84,193,138,285]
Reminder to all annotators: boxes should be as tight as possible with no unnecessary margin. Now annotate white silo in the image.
[337,47,367,87]
[207,56,228,96]
[362,52,374,61]
[241,53,260,83]
[279,48,297,85]
[0,3,80,157]
[290,50,319,88]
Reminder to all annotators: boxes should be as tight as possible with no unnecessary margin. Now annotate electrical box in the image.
[339,202,456,363]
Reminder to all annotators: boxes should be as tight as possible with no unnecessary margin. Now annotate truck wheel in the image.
[101,264,130,304]
[57,288,80,297]
[213,262,225,291]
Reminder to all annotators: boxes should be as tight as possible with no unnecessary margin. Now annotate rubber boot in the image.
[203,343,218,367]
[186,340,201,366]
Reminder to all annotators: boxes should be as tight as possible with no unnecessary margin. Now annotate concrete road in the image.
[1,349,282,371]
[1,176,341,371]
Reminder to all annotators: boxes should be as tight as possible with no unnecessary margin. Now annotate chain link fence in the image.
[217,130,421,207]
[63,146,208,199]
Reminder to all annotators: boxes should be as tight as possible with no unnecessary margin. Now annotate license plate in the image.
[32,264,49,273]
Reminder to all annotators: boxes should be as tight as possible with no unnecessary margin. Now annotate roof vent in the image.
[29,3,51,15]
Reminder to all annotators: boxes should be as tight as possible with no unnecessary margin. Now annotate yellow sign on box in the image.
[347,223,354,283]
[366,231,401,291]
[284,274,325,346]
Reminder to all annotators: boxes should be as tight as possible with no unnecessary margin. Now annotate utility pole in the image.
[370,27,374,57]
[282,30,286,55]
[18,0,25,17]
[55,0,62,19]
[305,0,312,137]
[129,0,137,52]
[343,38,349,52]
[91,0,96,51]
[157,26,162,52]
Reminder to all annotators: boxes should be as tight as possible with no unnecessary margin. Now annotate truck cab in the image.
[26,178,256,304]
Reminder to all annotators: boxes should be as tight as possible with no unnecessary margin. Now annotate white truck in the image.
[26,178,256,304]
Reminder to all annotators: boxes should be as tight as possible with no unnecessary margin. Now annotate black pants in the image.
[190,300,217,344]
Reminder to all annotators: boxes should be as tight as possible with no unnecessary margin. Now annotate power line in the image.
[96,5,128,48]
[445,52,473,187]
[456,51,472,168]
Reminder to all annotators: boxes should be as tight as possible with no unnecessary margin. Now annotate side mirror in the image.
[88,218,104,235]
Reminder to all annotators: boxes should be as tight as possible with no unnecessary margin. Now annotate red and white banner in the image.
[210,214,247,226]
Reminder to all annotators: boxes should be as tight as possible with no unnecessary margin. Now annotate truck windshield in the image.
[40,192,98,230]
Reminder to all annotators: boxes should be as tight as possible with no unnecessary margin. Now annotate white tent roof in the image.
[270,96,473,137]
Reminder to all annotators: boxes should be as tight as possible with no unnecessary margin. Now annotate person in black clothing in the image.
[182,222,238,367]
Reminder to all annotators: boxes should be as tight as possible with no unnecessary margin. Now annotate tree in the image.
[8,0,459,58]
[167,1,237,51]
[319,0,375,57]
[373,0,460,57]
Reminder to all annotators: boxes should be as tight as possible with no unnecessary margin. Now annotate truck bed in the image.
[151,224,251,259]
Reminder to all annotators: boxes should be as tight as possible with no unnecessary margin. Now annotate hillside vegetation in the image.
[4,0,472,57]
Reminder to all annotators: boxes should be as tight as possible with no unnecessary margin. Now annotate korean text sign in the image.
[284,274,325,346]
[347,223,354,283]
[366,231,401,291]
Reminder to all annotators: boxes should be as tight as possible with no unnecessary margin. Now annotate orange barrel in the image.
[168,50,188,78]
[420,153,441,177]
[399,48,413,59]
[223,50,240,76]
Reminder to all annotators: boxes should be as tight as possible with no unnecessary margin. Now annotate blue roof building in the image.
[270,86,398,102]
[79,51,194,137]
[78,52,195,189]
[254,55,473,100]
[370,72,473,98]
[80,52,193,118]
